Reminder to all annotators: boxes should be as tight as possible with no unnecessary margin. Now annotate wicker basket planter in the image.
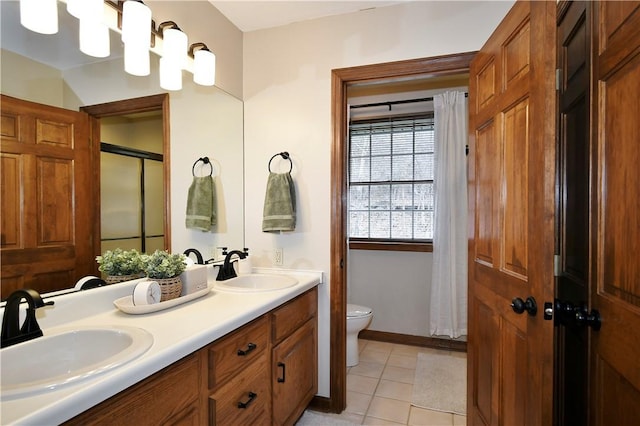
[105,273,145,285]
[154,276,183,302]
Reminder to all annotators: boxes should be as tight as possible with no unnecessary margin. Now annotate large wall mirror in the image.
[0,1,244,298]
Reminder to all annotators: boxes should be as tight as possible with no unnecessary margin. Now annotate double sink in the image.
[1,273,298,399]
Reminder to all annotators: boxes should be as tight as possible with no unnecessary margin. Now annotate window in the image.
[348,115,434,249]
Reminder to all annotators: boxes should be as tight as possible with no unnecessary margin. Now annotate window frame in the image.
[347,112,435,251]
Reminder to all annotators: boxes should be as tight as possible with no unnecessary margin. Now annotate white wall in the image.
[348,250,432,335]
[242,0,514,397]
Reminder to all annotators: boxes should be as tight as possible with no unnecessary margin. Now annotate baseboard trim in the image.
[359,330,467,353]
[308,395,333,412]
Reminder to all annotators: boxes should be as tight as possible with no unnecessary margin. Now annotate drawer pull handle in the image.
[237,343,257,356]
[237,392,257,409]
[277,362,286,383]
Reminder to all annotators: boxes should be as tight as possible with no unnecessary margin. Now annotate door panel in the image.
[591,1,640,424]
[0,95,94,297]
[502,99,529,279]
[468,2,556,425]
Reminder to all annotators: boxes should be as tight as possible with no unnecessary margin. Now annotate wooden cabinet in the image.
[64,287,318,426]
[64,352,205,426]
[209,352,271,425]
[208,316,271,425]
[271,288,318,426]
[207,315,269,389]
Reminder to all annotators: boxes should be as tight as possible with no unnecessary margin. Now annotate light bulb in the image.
[79,20,110,58]
[122,0,151,46]
[193,49,216,86]
[124,43,150,76]
[20,0,58,34]
[160,57,182,91]
[163,28,188,69]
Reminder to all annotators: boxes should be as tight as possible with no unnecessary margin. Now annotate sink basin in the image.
[1,325,153,399]
[213,273,298,292]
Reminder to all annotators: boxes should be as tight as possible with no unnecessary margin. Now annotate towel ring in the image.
[268,152,293,173]
[192,157,213,177]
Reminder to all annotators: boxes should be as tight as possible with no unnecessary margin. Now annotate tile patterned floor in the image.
[304,339,467,425]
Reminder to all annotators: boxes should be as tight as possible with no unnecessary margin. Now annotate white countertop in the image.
[0,268,322,425]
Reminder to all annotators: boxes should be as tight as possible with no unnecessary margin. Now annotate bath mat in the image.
[295,410,359,426]
[411,352,467,415]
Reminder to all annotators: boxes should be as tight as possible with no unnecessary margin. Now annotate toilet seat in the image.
[347,304,372,318]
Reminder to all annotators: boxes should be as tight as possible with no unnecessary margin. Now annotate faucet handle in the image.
[1,289,53,348]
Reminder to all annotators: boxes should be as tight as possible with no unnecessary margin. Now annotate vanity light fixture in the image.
[190,43,216,87]
[122,0,152,76]
[158,21,187,90]
[19,0,58,34]
[19,0,218,90]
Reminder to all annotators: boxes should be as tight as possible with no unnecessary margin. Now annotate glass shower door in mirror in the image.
[100,112,164,255]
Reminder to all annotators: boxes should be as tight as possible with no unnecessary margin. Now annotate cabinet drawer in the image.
[271,288,317,344]
[209,352,270,426]
[208,315,268,389]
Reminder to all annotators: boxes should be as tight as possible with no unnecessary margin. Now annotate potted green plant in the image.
[96,248,145,284]
[143,250,187,301]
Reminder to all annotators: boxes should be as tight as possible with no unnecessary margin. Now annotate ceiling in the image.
[209,1,408,32]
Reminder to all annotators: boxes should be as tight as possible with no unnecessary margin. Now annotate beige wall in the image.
[242,0,515,397]
[1,49,64,106]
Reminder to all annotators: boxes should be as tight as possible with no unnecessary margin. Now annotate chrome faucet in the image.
[216,249,247,281]
[1,289,53,348]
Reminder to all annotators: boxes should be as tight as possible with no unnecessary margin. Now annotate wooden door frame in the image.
[81,94,171,259]
[326,52,475,412]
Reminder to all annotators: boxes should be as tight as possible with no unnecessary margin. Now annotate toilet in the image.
[346,304,373,367]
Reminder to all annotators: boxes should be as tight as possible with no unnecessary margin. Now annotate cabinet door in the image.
[272,319,317,426]
[64,353,204,425]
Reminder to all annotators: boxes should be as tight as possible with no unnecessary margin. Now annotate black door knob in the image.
[575,309,602,331]
[553,300,602,330]
[511,296,537,316]
[511,297,526,314]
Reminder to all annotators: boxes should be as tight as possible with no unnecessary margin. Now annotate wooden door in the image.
[467,1,557,425]
[590,2,640,424]
[555,1,591,424]
[1,95,95,297]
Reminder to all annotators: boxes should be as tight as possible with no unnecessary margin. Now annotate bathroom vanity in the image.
[0,269,321,425]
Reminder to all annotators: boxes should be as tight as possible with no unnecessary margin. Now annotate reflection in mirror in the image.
[100,111,165,254]
[0,1,244,299]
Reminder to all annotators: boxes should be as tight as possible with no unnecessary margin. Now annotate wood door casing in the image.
[1,95,95,297]
[329,53,475,413]
[591,2,640,424]
[468,1,556,425]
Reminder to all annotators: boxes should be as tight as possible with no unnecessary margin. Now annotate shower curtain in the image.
[429,91,468,339]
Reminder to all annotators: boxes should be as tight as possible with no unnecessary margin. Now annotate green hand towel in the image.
[186,176,216,231]
[262,172,296,232]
